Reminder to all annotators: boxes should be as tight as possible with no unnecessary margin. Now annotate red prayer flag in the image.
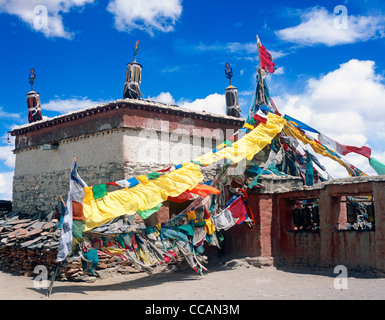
[341,145,371,159]
[167,190,193,203]
[318,133,372,159]
[259,44,276,73]
[189,184,221,197]
[253,109,268,124]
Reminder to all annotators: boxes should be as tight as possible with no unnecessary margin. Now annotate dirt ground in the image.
[1,259,385,301]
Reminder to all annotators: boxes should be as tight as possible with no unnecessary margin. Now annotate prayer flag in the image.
[92,184,107,200]
[167,190,194,203]
[369,157,385,175]
[107,177,140,188]
[305,151,314,186]
[57,160,87,262]
[189,184,221,197]
[253,109,268,124]
[259,44,276,73]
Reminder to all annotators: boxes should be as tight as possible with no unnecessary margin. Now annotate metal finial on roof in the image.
[133,40,140,63]
[224,62,233,86]
[29,68,36,91]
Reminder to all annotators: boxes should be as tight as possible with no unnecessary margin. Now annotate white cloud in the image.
[0,0,94,39]
[274,59,385,178]
[147,92,176,105]
[107,0,182,35]
[0,143,16,200]
[276,6,385,46]
[0,146,15,169]
[179,93,226,115]
[148,91,226,115]
[42,97,110,114]
[274,66,285,75]
[0,107,22,121]
[0,172,13,200]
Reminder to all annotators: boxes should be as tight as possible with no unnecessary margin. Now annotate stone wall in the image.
[10,99,243,217]
[13,159,219,215]
[12,129,220,214]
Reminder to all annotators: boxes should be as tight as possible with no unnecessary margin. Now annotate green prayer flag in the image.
[137,203,163,219]
[72,220,86,241]
[194,220,206,228]
[305,151,314,186]
[92,184,107,199]
[190,160,202,166]
[248,175,260,189]
[175,223,194,237]
[369,157,385,175]
[146,172,161,180]
[224,139,233,147]
[216,231,224,243]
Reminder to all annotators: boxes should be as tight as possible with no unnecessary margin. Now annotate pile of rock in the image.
[0,212,60,276]
[0,212,148,281]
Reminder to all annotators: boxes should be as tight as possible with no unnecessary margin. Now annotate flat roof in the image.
[10,98,245,136]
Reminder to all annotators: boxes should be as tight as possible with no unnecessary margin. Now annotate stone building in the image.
[9,98,244,214]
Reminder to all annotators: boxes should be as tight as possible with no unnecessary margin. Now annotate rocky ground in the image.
[1,258,384,301]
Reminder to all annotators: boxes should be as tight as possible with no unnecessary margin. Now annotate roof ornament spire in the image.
[224,62,233,86]
[29,68,36,91]
[26,67,43,123]
[224,62,241,118]
[123,40,143,100]
[133,40,139,63]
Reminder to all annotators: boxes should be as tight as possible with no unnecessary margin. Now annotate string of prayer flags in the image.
[318,133,372,159]
[284,114,319,134]
[192,113,286,166]
[83,162,203,231]
[282,113,372,160]
[283,122,365,177]
[107,177,139,188]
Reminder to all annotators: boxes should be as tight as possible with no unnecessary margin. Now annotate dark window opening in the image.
[291,198,320,232]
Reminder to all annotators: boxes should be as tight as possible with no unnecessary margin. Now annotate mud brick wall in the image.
[219,176,385,273]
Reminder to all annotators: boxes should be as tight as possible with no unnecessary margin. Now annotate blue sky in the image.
[1,0,385,200]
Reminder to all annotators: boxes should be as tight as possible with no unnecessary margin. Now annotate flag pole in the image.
[46,262,61,297]
[256,35,266,105]
[47,154,77,297]
[72,154,77,170]
[59,196,66,208]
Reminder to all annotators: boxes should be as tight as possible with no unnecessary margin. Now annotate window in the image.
[345,196,374,231]
[291,198,320,232]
